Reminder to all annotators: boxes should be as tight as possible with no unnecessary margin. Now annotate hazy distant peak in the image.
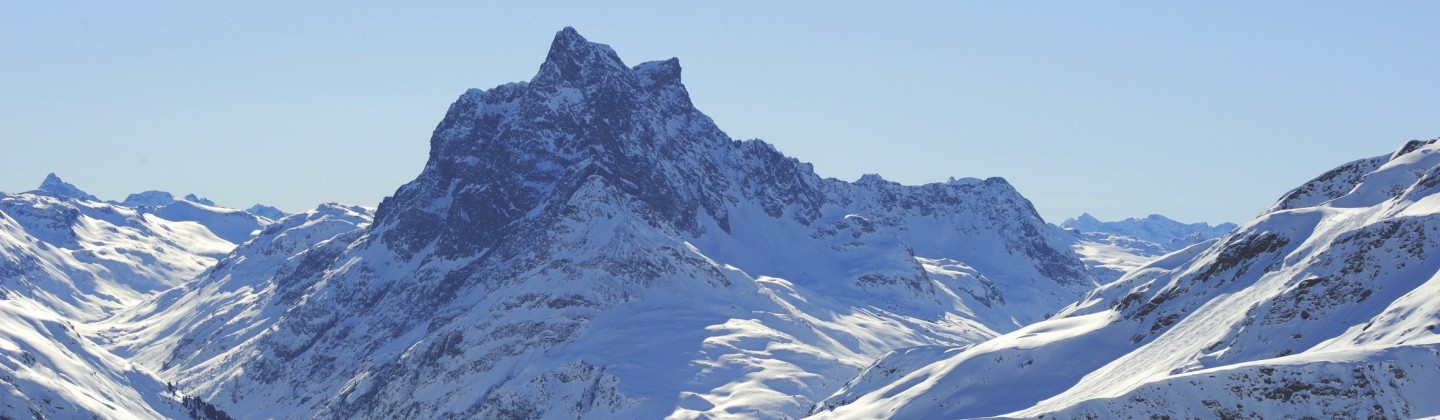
[1061,212,1236,254]
[245,204,288,220]
[121,190,176,208]
[183,193,216,206]
[35,172,99,201]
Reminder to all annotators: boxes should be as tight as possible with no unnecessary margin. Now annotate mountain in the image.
[149,200,270,244]
[183,194,217,207]
[0,192,234,321]
[0,188,242,418]
[119,189,274,244]
[245,204,288,220]
[1062,213,1237,282]
[813,139,1440,419]
[33,173,99,202]
[105,27,1097,419]
[123,190,180,208]
[1062,213,1236,253]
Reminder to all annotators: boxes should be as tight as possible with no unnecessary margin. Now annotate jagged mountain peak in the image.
[182,193,216,206]
[1072,212,1101,224]
[375,28,739,258]
[855,173,891,185]
[534,27,632,88]
[35,172,99,201]
[538,27,685,93]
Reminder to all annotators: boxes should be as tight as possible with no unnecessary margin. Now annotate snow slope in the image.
[0,176,287,418]
[120,189,275,244]
[0,192,233,321]
[813,139,1440,419]
[0,294,208,419]
[107,27,1099,419]
[0,193,241,419]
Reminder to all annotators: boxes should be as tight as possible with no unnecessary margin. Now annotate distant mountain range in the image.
[1062,213,1238,282]
[2,27,1436,419]
[1063,213,1237,253]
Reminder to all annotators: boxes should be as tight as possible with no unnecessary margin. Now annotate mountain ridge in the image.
[812,138,1440,419]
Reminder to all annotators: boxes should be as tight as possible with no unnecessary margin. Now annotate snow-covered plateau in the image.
[2,27,1436,420]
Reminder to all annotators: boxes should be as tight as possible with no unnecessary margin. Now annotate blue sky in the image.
[3,2,1437,224]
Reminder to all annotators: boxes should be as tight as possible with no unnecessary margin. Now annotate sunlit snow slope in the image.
[0,177,271,419]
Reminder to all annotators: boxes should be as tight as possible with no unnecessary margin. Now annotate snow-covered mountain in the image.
[1062,213,1237,282]
[0,174,274,320]
[103,27,1098,419]
[245,204,289,221]
[119,189,276,244]
[0,191,233,321]
[0,178,257,418]
[34,172,100,202]
[813,139,1440,419]
[1063,213,1237,252]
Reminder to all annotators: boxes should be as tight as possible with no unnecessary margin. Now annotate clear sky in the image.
[3,2,1437,224]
